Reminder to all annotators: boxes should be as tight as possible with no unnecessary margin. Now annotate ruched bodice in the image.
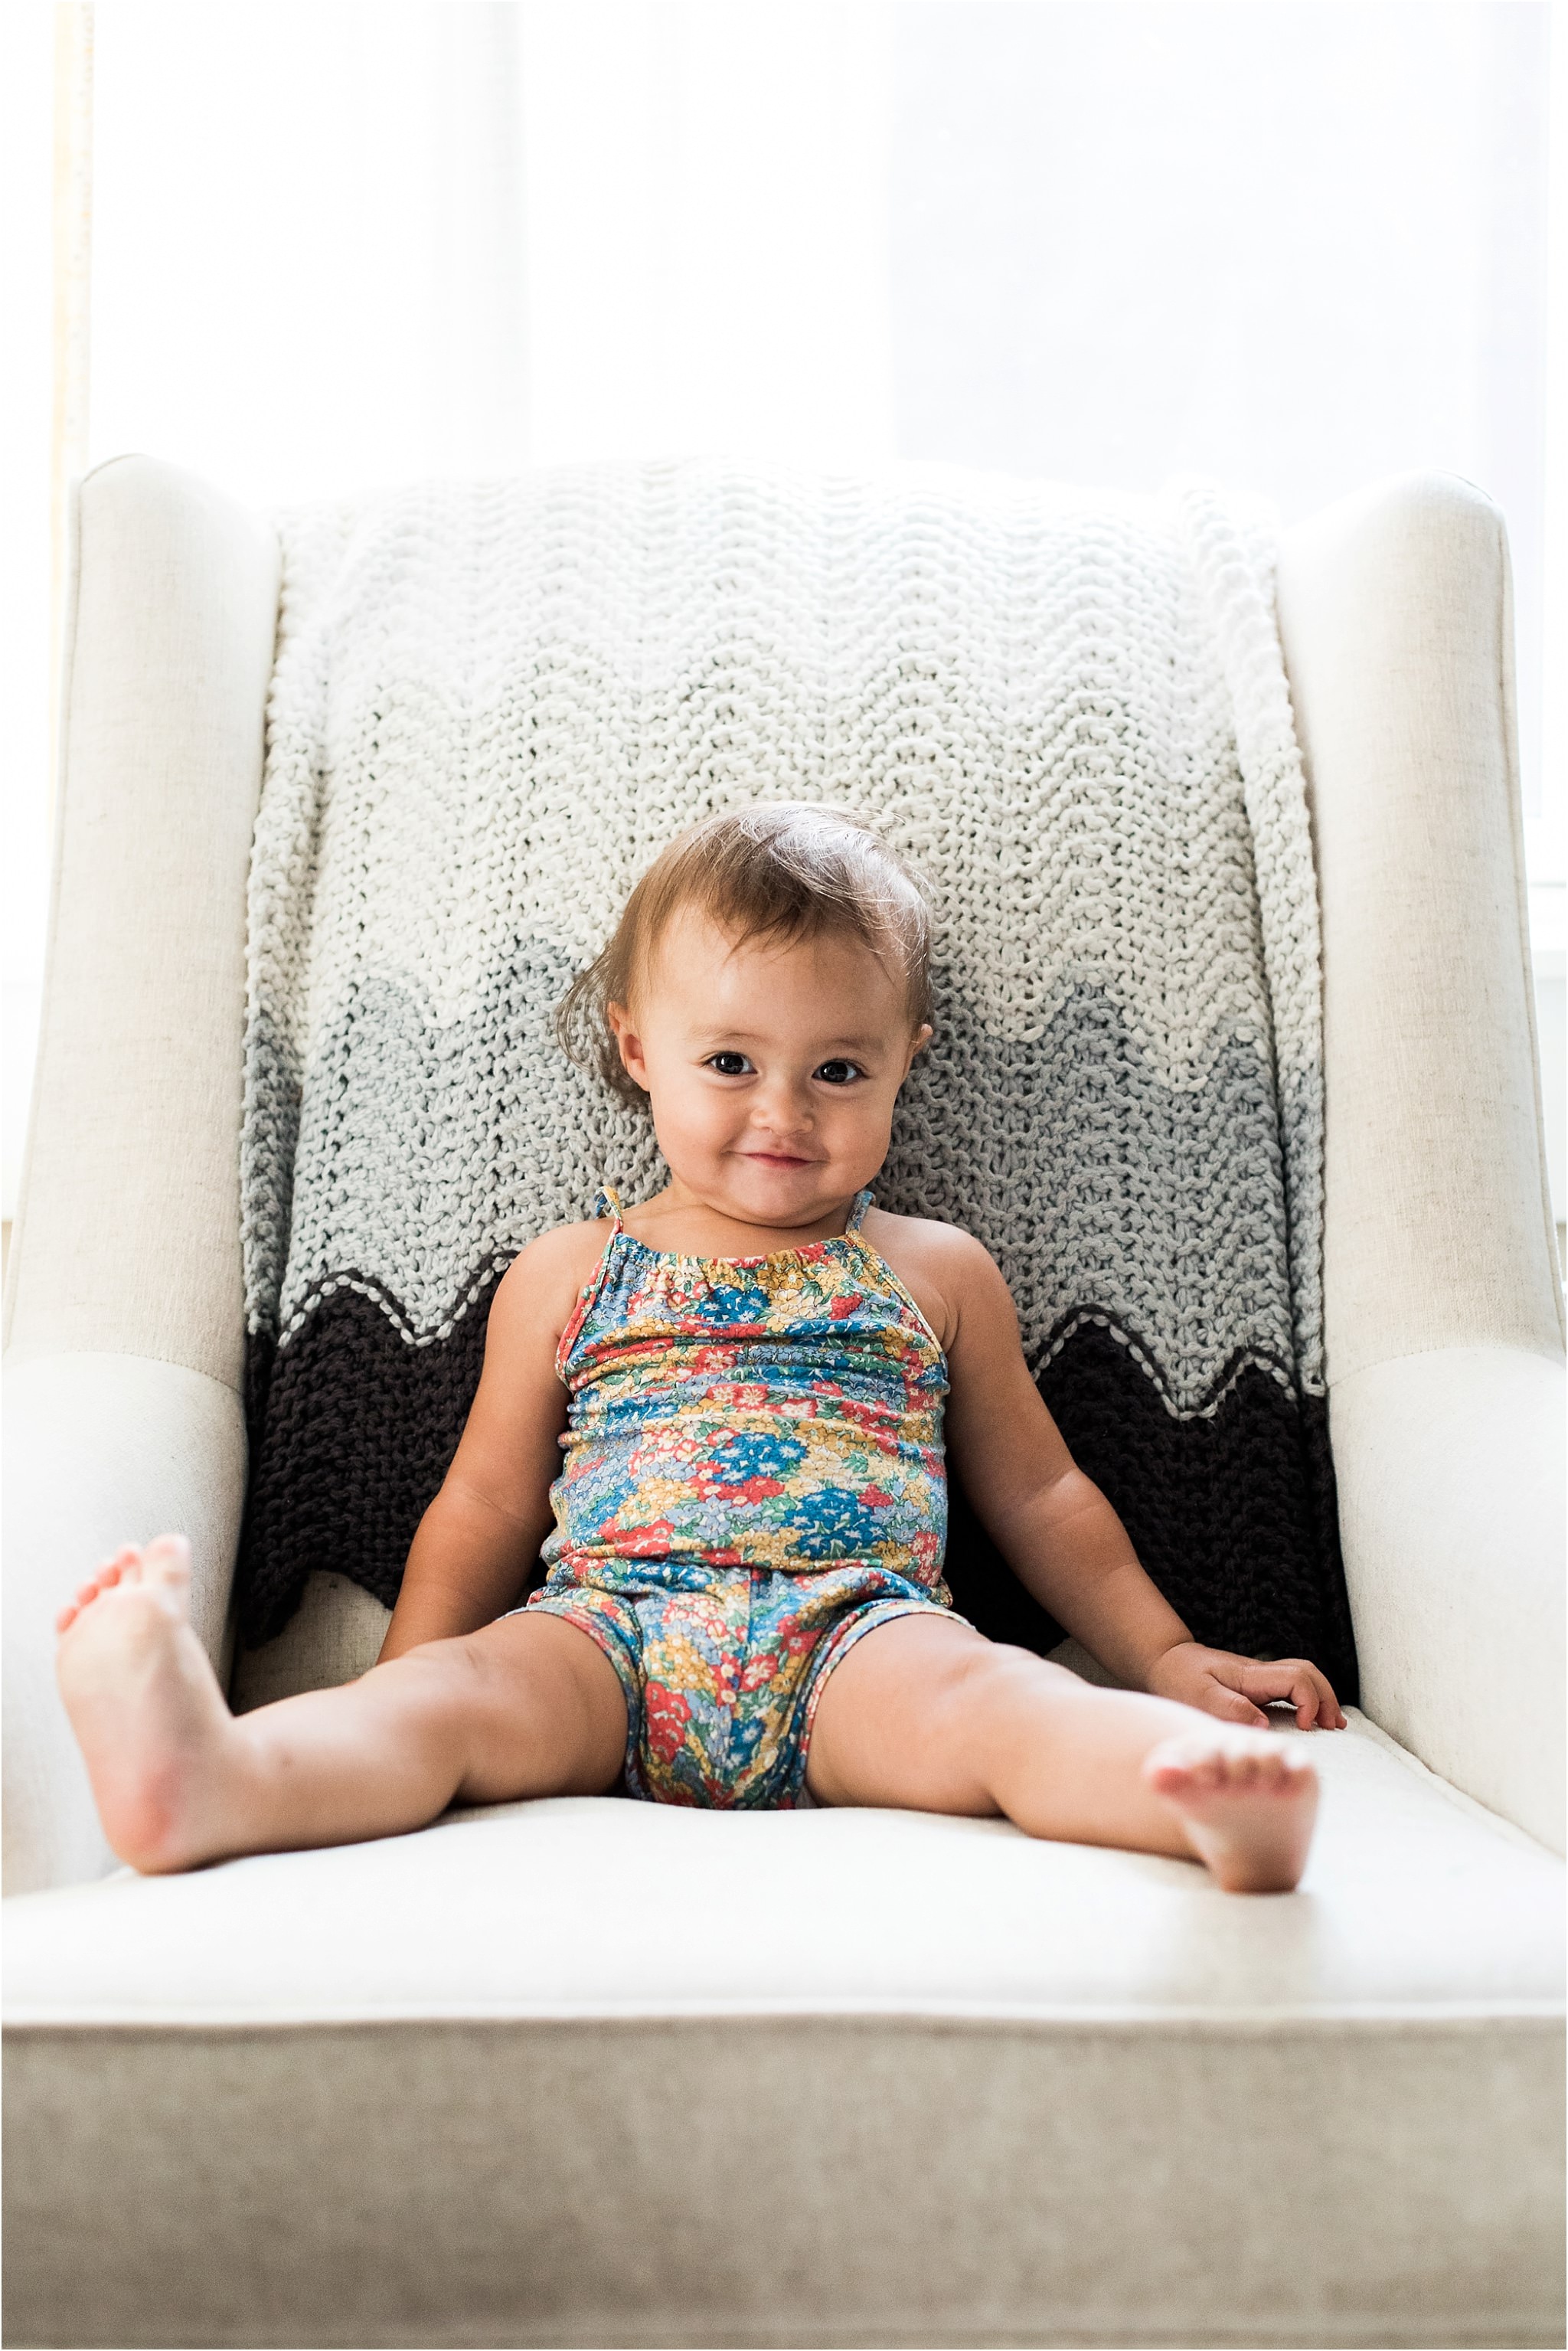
[544,1189,950,1596]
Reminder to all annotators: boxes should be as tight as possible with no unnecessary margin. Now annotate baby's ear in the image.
[606,1000,649,1087]
[907,1022,934,1064]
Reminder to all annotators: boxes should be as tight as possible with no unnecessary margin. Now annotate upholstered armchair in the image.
[4,456,1563,2350]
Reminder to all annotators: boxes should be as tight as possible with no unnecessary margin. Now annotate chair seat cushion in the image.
[3,1715,1562,2025]
[5,1715,1563,2350]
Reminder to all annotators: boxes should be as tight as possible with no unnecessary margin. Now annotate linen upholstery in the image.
[2,456,278,1384]
[8,1718,1558,2020]
[1,456,273,1896]
[5,1722,1563,2351]
[1328,1345,1564,1851]
[1275,472,1560,1376]
[230,1568,391,1710]
[10,2019,1556,2351]
[1,1353,245,1897]
[4,457,1563,2351]
[1276,471,1566,1847]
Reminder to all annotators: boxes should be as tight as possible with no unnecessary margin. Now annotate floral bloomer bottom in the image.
[528,1556,950,1807]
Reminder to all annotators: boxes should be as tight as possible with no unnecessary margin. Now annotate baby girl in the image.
[57,804,1343,1890]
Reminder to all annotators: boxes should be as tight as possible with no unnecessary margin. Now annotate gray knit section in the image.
[254,957,1295,1413]
[242,460,1327,1418]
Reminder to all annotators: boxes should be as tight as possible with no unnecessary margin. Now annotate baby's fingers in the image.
[1207,1679,1270,1728]
[1289,1666,1347,1730]
[1241,1659,1344,1730]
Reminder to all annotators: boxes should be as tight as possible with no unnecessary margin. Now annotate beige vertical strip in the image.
[49,2,94,809]
[1544,0,1567,852]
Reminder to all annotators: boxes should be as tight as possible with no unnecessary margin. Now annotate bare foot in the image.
[1142,1726,1318,1892]
[55,1535,237,1873]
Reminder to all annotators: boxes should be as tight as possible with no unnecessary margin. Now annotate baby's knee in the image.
[969,1641,1071,1686]
[383,1635,489,1713]
[397,1623,562,1728]
[949,1643,1083,1722]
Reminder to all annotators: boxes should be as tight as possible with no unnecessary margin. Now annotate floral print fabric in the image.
[526,1188,953,1805]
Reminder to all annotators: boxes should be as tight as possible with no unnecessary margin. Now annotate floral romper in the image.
[524,1187,956,1807]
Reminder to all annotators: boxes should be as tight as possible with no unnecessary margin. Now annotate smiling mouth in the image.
[742,1151,820,1169]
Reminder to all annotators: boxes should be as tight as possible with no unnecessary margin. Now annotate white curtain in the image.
[83,0,897,486]
[2,0,1562,1220]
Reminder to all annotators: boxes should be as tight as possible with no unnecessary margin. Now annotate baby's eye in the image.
[704,1051,753,1077]
[814,1059,864,1086]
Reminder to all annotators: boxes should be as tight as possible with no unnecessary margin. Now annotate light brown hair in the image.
[557,803,934,1104]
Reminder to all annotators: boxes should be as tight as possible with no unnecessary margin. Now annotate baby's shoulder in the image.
[861,1209,1005,1349]
[488,1217,614,1339]
[510,1213,615,1272]
[864,1207,992,1271]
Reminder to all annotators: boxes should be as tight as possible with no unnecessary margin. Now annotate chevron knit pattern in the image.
[237,460,1355,1692]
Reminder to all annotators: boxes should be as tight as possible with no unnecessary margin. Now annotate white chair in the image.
[3,456,1563,2351]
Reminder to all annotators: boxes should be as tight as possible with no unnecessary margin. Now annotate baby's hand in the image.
[1146,1641,1347,1730]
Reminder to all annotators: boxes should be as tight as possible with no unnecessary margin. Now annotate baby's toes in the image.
[1247,1747,1306,1799]
[141,1534,192,1591]
[1147,1741,1221,1796]
[88,1545,140,1597]
[57,1543,148,1635]
[1202,1750,1244,1794]
[58,1581,103,1636]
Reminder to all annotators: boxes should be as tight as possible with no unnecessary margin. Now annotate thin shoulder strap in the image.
[557,1184,625,1381]
[845,1187,874,1232]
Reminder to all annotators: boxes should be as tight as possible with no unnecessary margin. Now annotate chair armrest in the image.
[1279,475,1564,1852]
[1,459,273,1889]
[1277,471,1563,1378]
[1330,1342,1565,1852]
[1,1352,246,1894]
[2,456,278,1381]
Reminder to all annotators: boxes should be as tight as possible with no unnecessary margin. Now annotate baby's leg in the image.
[806,1617,1317,1892]
[55,1536,627,1875]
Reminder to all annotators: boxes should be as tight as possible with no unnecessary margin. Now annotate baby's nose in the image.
[752,1082,812,1132]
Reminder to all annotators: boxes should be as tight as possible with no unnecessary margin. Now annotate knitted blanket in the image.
[239,461,1356,1694]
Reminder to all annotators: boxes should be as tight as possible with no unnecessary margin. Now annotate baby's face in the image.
[609,905,929,1231]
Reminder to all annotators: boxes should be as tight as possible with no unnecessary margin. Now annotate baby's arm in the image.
[927,1228,1345,1730]
[377,1224,600,1662]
